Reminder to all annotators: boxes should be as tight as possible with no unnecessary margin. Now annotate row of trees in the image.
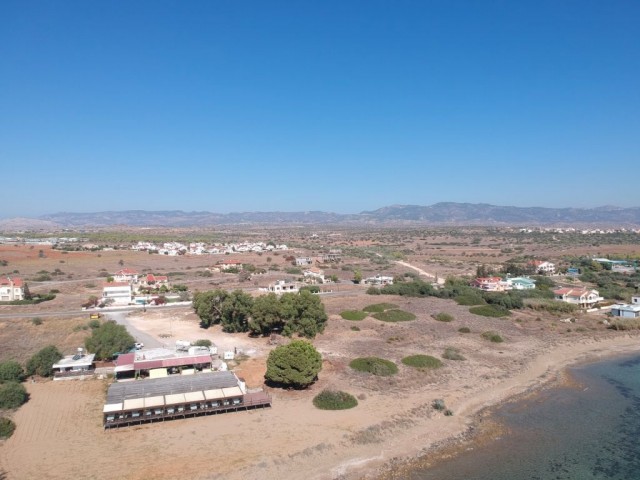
[192,289,328,338]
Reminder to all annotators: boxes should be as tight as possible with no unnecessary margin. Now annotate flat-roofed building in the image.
[52,350,96,380]
[103,371,271,428]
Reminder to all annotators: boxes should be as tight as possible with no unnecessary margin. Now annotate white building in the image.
[103,282,133,305]
[52,349,96,380]
[529,260,555,275]
[363,274,394,286]
[113,269,139,284]
[267,280,300,294]
[0,277,24,301]
[303,268,325,284]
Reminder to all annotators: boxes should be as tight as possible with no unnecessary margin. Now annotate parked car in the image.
[134,342,144,350]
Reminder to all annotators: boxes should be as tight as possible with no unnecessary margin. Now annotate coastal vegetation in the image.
[401,355,442,369]
[340,310,368,321]
[265,340,322,389]
[432,312,454,322]
[372,309,416,322]
[481,331,504,343]
[350,357,398,376]
[313,390,358,410]
[193,290,327,338]
[26,346,63,378]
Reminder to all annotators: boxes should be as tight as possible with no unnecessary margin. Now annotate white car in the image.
[134,342,144,350]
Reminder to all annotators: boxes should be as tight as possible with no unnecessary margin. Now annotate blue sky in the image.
[1,1,639,217]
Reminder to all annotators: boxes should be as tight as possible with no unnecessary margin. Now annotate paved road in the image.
[104,310,165,350]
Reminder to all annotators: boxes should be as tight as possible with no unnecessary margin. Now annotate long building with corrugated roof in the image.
[103,371,271,428]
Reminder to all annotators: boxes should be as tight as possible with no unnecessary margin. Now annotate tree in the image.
[0,382,27,409]
[85,321,135,360]
[193,290,228,328]
[219,290,253,332]
[250,293,285,336]
[26,345,62,377]
[265,340,322,388]
[281,290,328,338]
[0,361,25,383]
[353,269,362,284]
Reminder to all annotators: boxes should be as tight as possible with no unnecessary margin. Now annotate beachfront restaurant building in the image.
[103,371,271,428]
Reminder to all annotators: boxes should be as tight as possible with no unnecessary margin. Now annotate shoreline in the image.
[361,333,640,480]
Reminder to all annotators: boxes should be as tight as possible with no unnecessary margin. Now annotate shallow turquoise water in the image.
[406,354,640,480]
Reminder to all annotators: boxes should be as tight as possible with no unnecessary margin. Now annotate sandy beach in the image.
[1,301,639,480]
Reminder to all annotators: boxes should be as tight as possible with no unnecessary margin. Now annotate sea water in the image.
[407,354,640,480]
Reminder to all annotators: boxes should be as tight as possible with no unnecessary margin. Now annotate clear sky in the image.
[1,1,639,217]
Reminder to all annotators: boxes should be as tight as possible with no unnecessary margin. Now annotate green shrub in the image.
[340,310,368,321]
[442,347,465,361]
[0,382,27,409]
[193,339,212,347]
[469,305,511,317]
[366,286,382,295]
[609,319,640,331]
[350,326,361,331]
[372,309,416,322]
[455,294,486,306]
[313,390,358,410]
[26,345,62,377]
[87,319,101,329]
[401,355,442,369]
[458,327,471,333]
[31,317,43,326]
[0,361,25,383]
[363,303,399,313]
[481,331,504,343]
[350,357,398,376]
[0,417,16,438]
[433,312,454,322]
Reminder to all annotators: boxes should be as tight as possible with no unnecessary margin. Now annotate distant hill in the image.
[1,203,639,229]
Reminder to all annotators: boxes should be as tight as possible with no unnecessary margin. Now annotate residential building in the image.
[505,277,536,290]
[363,274,394,286]
[102,282,133,306]
[113,268,139,284]
[303,267,325,284]
[633,295,640,306]
[0,277,24,301]
[529,260,555,275]
[553,288,603,308]
[610,304,640,319]
[138,273,169,289]
[266,280,300,294]
[295,257,312,266]
[216,260,243,271]
[472,277,510,292]
[52,348,96,380]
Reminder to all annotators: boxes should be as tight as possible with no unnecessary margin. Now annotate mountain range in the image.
[1,203,640,229]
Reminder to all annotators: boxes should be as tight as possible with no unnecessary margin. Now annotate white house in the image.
[632,295,640,306]
[102,282,133,306]
[0,277,24,301]
[303,268,325,284]
[266,280,300,294]
[553,288,603,308]
[363,274,394,286]
[529,260,555,275]
[52,349,96,380]
[113,269,139,284]
[295,257,312,266]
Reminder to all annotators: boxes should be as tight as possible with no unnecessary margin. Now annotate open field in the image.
[1,227,639,479]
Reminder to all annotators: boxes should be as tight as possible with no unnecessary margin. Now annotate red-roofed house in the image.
[139,274,169,288]
[114,269,140,283]
[0,277,24,301]
[553,288,602,308]
[471,277,510,292]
